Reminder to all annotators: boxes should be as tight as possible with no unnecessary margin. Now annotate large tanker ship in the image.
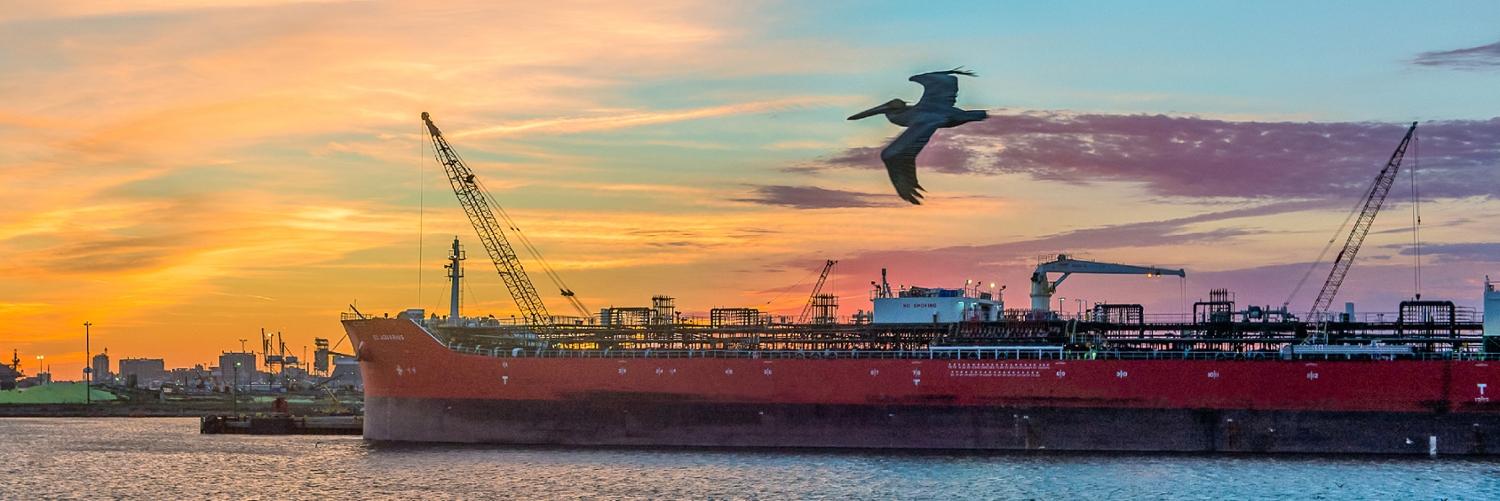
[345,114,1500,454]
[342,257,1500,454]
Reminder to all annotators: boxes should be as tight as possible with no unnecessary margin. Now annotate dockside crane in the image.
[797,260,837,324]
[1305,122,1418,318]
[1029,255,1185,312]
[421,112,588,328]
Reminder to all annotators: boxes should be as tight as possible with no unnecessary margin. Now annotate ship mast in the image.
[446,237,465,326]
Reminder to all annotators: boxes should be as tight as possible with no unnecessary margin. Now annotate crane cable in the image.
[417,122,427,308]
[430,127,587,319]
[464,167,589,318]
[765,267,820,307]
[1282,174,1380,310]
[1410,128,1422,298]
[485,192,587,315]
[824,260,838,322]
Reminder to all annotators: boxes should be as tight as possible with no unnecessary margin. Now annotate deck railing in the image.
[440,342,1500,362]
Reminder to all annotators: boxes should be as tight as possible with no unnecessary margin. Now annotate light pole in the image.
[84,322,92,404]
[35,355,43,383]
[232,361,241,416]
[1057,297,1065,318]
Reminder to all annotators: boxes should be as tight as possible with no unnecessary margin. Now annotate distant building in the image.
[22,371,52,387]
[280,365,309,382]
[328,353,362,391]
[218,352,258,387]
[168,365,210,388]
[91,351,112,384]
[118,358,166,387]
[0,364,19,390]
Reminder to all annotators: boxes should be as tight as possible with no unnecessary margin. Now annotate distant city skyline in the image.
[4,1,1499,379]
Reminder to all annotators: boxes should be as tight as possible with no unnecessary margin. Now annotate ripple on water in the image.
[2,418,1499,500]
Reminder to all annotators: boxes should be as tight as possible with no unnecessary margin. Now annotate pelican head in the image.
[847,99,908,120]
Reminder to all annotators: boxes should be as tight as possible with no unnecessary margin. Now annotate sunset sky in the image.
[4,1,1499,379]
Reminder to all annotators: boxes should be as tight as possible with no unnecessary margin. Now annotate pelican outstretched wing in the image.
[881,117,944,205]
[909,69,974,109]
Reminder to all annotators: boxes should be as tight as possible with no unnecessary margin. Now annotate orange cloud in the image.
[0,0,809,377]
[452,97,855,138]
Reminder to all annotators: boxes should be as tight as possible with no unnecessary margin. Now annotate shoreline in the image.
[0,402,355,418]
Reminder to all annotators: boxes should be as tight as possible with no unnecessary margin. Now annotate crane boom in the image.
[422,112,552,327]
[1029,254,1184,311]
[798,260,837,324]
[1307,122,1417,317]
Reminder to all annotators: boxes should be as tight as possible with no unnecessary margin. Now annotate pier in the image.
[200,414,363,435]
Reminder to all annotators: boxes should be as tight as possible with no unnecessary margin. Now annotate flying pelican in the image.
[848,69,988,204]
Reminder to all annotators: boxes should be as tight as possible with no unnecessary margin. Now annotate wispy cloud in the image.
[0,0,358,22]
[1414,41,1500,69]
[734,185,894,209]
[451,97,850,138]
[1398,243,1500,263]
[210,292,277,301]
[765,140,844,150]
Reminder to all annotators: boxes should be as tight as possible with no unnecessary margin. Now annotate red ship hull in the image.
[346,318,1500,454]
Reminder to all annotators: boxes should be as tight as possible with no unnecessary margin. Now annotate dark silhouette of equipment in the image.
[798,260,838,324]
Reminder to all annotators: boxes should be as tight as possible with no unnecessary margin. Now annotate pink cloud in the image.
[826,112,1500,200]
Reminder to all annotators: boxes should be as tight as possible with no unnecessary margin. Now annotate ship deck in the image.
[344,311,1490,360]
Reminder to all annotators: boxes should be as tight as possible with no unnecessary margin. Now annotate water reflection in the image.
[2,418,1497,500]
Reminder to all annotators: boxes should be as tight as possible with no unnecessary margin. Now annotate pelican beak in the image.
[848,101,900,120]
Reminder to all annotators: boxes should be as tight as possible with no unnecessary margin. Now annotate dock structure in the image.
[200,414,362,435]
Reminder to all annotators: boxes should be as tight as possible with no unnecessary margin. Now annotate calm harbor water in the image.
[2,418,1499,500]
